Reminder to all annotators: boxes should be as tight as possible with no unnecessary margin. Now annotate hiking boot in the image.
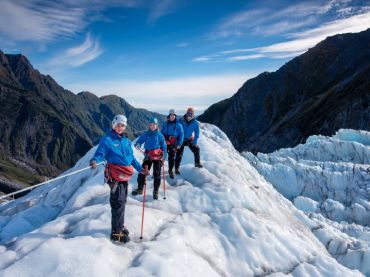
[168,170,174,179]
[175,168,180,174]
[131,188,143,196]
[110,231,130,244]
[122,227,129,236]
[153,190,159,200]
[195,163,203,168]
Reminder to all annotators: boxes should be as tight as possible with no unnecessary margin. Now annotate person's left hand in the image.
[140,168,150,176]
[90,160,97,169]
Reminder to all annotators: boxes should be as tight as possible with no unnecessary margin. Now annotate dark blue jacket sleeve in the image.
[159,133,168,160]
[161,122,166,137]
[135,133,146,148]
[177,123,184,146]
[193,121,200,145]
[131,156,143,172]
[91,136,108,163]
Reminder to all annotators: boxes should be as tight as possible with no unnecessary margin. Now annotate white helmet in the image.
[112,114,127,129]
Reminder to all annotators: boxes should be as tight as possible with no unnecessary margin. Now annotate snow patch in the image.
[0,124,362,276]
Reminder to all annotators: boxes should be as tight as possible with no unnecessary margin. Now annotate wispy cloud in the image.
[211,0,366,38]
[49,34,103,67]
[193,56,211,62]
[65,72,258,112]
[196,11,370,62]
[177,42,189,48]
[69,73,253,98]
[226,54,265,62]
[254,11,370,58]
[148,0,180,23]
[0,0,85,42]
[0,0,138,44]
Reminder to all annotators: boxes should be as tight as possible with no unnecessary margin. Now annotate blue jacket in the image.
[179,115,200,145]
[135,130,167,160]
[91,130,142,172]
[161,119,184,146]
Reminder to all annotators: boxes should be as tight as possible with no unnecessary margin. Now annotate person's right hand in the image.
[140,168,150,176]
[90,160,97,169]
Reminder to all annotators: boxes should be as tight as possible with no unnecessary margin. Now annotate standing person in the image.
[161,109,184,179]
[132,117,167,200]
[175,107,203,174]
[90,115,149,244]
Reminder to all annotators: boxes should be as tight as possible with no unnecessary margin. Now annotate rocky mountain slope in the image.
[0,51,164,189]
[198,29,370,153]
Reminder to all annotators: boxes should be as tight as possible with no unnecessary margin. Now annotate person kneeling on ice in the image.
[175,107,203,174]
[132,117,167,200]
[90,115,149,244]
[161,109,184,179]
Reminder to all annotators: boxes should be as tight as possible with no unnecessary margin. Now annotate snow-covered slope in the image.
[244,129,370,276]
[0,125,361,276]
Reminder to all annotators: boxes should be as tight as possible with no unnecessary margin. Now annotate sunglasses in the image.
[186,112,194,116]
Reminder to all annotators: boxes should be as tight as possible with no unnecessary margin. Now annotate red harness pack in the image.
[165,136,177,145]
[105,163,134,182]
[145,149,163,160]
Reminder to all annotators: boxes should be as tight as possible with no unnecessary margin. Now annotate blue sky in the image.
[1,0,370,114]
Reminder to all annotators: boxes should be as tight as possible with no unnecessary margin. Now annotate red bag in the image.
[165,136,177,145]
[145,149,163,160]
[105,163,134,182]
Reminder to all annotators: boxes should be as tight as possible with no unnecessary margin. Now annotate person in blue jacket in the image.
[132,117,167,200]
[90,115,149,244]
[175,107,203,174]
[161,109,184,179]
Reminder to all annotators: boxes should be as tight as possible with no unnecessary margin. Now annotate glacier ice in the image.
[0,125,363,276]
[244,129,370,276]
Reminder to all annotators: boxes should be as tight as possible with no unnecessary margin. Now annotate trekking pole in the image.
[140,165,148,240]
[162,161,166,200]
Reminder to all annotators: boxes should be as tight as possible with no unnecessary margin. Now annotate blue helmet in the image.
[149,117,158,124]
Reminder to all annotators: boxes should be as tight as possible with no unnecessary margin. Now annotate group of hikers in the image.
[89,108,203,244]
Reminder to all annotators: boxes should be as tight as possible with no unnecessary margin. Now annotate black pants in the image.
[167,144,177,171]
[175,139,200,169]
[137,159,162,192]
[109,180,128,234]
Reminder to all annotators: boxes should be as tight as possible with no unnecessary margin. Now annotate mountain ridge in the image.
[0,51,165,190]
[198,29,370,153]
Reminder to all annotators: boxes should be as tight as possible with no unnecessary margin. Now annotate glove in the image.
[140,168,150,176]
[176,145,181,150]
[90,160,97,169]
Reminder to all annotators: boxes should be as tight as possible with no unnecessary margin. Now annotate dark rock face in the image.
[0,51,164,187]
[198,29,370,153]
